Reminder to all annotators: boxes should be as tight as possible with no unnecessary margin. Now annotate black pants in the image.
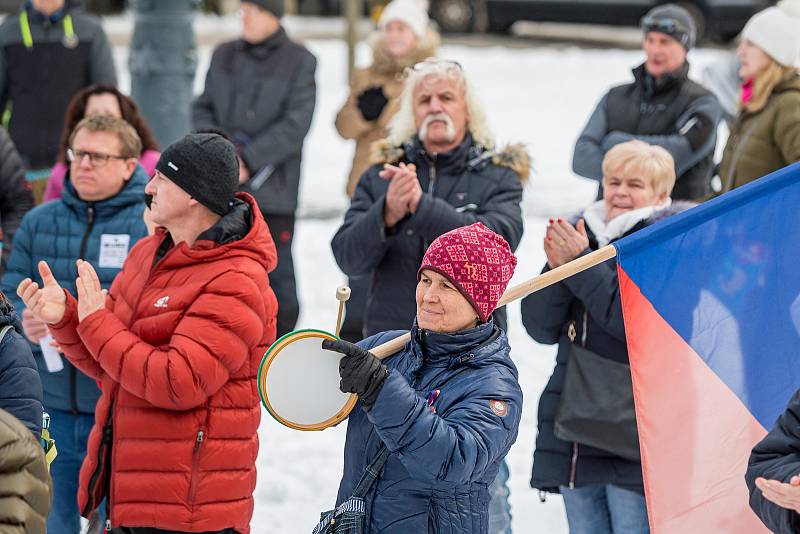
[262,212,299,337]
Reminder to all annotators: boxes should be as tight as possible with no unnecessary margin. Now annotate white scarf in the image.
[581,198,672,247]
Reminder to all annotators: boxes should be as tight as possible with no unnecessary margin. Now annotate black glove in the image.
[357,86,389,122]
[322,338,389,408]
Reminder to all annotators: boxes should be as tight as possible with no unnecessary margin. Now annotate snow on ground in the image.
[109,25,730,531]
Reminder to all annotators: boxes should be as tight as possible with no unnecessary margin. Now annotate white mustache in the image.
[419,113,456,142]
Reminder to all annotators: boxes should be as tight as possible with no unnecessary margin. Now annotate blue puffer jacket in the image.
[336,321,523,533]
[0,296,42,436]
[1,166,148,415]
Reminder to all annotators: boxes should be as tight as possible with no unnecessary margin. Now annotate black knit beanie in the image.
[242,0,285,18]
[641,4,697,51]
[155,133,239,216]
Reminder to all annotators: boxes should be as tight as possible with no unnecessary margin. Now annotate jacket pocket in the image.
[188,429,205,504]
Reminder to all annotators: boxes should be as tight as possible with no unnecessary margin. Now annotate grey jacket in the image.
[193,27,317,215]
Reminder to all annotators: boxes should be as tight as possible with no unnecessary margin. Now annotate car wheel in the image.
[676,2,707,43]
[430,0,475,33]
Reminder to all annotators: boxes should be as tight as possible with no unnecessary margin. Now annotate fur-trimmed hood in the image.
[369,28,441,74]
[369,137,530,183]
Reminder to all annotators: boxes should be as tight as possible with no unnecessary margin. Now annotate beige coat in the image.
[0,408,51,534]
[719,73,800,192]
[335,29,439,196]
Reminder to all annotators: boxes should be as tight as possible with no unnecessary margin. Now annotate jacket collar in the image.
[405,133,482,177]
[62,164,149,220]
[633,61,690,99]
[238,26,288,57]
[409,319,497,368]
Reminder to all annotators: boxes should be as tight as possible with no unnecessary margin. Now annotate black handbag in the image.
[553,311,641,462]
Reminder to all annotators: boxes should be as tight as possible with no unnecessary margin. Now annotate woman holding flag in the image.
[522,140,688,533]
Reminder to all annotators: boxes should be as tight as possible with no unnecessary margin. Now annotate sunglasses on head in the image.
[641,15,689,36]
[411,58,463,72]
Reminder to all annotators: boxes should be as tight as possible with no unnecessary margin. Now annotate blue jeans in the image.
[488,459,512,534]
[560,484,649,534]
[46,407,105,534]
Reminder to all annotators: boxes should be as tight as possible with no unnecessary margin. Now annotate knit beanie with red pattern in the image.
[418,222,517,323]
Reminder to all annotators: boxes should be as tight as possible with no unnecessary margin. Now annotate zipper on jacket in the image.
[71,204,95,416]
[427,155,437,194]
[568,442,578,489]
[188,430,205,504]
[82,400,113,518]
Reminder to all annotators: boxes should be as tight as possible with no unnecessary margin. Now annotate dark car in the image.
[430,0,774,41]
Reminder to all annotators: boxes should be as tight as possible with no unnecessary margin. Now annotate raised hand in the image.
[544,218,590,268]
[76,259,106,322]
[16,261,67,325]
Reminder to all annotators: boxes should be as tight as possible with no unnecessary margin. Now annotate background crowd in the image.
[0,0,800,532]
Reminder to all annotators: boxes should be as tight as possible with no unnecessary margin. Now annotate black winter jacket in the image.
[573,63,721,201]
[192,27,317,216]
[0,296,42,437]
[0,128,33,274]
[331,134,526,336]
[0,1,117,169]
[522,203,690,494]
[746,388,800,534]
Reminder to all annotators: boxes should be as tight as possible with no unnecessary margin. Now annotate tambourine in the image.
[258,246,618,431]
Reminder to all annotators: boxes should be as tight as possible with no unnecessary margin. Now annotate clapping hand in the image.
[544,218,590,268]
[381,162,422,228]
[16,261,67,325]
[75,259,106,322]
[755,475,800,513]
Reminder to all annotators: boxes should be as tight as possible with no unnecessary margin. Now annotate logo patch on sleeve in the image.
[489,399,508,417]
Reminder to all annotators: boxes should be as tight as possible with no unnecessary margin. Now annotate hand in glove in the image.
[357,86,389,122]
[322,338,389,408]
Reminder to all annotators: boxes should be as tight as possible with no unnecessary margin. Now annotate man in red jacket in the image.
[16,133,278,534]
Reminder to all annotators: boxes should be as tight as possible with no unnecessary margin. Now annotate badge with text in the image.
[98,234,131,269]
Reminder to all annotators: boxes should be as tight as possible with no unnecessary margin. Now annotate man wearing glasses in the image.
[1,114,148,534]
[572,3,722,201]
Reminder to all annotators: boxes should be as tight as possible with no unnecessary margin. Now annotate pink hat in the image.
[418,222,517,323]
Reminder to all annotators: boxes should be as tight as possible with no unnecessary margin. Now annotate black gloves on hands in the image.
[357,86,389,122]
[322,338,389,409]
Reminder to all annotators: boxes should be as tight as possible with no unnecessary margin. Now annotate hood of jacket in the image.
[0,295,22,334]
[370,134,530,183]
[369,28,441,74]
[61,164,149,222]
[153,192,277,275]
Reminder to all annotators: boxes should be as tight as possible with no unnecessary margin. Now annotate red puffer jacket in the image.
[50,193,277,533]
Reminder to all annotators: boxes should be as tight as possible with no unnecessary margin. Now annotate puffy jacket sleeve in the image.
[746,389,800,534]
[335,69,372,140]
[331,172,398,276]
[0,329,43,436]
[407,166,524,251]
[572,94,609,182]
[561,252,627,342]
[0,130,34,271]
[70,270,265,411]
[521,263,575,345]
[364,358,521,485]
[773,92,800,167]
[1,213,35,315]
[241,51,317,173]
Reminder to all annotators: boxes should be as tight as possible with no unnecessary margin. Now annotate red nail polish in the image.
[548,218,554,224]
[547,237,552,241]
[557,218,562,223]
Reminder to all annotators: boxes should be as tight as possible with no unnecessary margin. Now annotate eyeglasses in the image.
[67,148,129,167]
[411,58,463,72]
[641,15,689,36]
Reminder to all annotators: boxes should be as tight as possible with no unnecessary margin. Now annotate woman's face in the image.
[383,20,417,58]
[85,93,122,118]
[415,269,480,333]
[737,39,772,81]
[602,166,666,221]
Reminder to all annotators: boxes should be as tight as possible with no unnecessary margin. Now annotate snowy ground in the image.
[106,22,731,531]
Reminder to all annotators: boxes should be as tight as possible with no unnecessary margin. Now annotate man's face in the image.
[240,2,280,44]
[144,171,194,228]
[413,75,469,153]
[32,0,65,16]
[643,31,687,80]
[70,129,136,202]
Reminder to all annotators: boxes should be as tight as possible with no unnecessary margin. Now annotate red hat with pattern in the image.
[418,222,517,323]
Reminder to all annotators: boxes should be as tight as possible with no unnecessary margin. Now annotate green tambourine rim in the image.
[257,328,339,427]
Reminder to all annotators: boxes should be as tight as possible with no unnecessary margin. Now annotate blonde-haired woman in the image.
[522,140,688,534]
[719,0,800,192]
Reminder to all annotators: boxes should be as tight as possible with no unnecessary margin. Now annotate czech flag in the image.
[614,163,800,533]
